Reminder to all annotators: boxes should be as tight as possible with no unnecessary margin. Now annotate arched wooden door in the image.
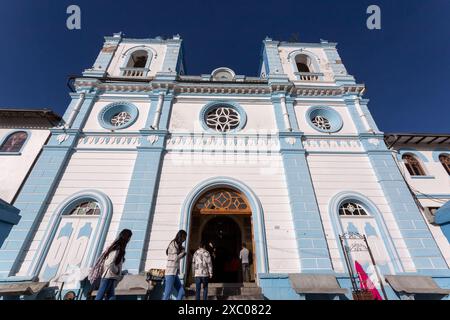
[187,188,255,284]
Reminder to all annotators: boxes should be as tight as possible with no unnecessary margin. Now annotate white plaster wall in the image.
[82,96,151,132]
[144,152,300,274]
[107,43,166,77]
[307,153,416,273]
[16,150,136,275]
[278,46,335,82]
[0,129,49,203]
[294,101,358,135]
[397,149,450,195]
[169,98,278,134]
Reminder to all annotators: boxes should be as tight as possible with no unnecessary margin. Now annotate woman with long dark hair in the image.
[91,229,133,300]
[162,230,187,300]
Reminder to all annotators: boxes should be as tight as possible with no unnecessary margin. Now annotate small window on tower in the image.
[126,50,148,68]
[295,54,311,73]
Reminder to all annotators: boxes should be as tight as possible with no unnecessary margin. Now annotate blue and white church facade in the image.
[0,33,449,300]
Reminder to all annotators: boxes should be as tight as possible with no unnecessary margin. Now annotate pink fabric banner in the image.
[355,260,383,300]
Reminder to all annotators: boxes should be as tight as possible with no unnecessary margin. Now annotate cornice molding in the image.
[73,76,366,98]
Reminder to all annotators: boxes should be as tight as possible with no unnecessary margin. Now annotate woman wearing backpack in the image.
[89,229,133,300]
[162,230,187,300]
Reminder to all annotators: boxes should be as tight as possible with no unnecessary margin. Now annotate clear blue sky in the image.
[0,0,449,133]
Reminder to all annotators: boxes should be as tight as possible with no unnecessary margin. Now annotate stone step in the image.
[186,287,262,296]
[188,282,258,288]
[185,282,263,299]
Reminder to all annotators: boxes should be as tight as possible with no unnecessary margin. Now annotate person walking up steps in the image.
[192,241,213,300]
[162,230,187,300]
[89,229,133,300]
[239,243,250,282]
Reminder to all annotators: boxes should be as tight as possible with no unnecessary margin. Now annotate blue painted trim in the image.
[0,152,21,156]
[366,152,448,270]
[432,150,450,162]
[411,176,435,180]
[199,100,247,133]
[415,194,450,199]
[0,136,77,277]
[328,191,404,274]
[118,143,165,274]
[343,95,365,134]
[306,106,343,133]
[98,101,139,130]
[179,177,269,278]
[29,190,113,278]
[0,130,32,154]
[397,149,429,163]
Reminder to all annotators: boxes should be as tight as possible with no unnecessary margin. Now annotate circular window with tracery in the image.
[306,106,343,133]
[110,111,132,127]
[98,102,139,130]
[311,115,331,130]
[200,102,247,133]
[206,106,240,132]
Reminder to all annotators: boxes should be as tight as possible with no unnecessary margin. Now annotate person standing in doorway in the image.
[192,240,213,300]
[239,243,250,282]
[162,230,187,300]
[91,229,133,300]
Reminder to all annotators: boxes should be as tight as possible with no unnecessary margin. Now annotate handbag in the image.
[146,268,165,282]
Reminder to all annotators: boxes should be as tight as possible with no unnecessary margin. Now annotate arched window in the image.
[295,54,311,73]
[0,131,28,152]
[402,154,426,176]
[67,201,101,216]
[126,50,148,68]
[339,202,368,216]
[194,188,251,214]
[439,154,450,175]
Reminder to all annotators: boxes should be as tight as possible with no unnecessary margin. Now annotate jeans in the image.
[242,263,250,282]
[95,278,117,300]
[195,277,209,300]
[162,275,185,300]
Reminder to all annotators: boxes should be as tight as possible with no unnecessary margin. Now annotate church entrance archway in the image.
[187,188,255,284]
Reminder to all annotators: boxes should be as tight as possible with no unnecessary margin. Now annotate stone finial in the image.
[113,32,123,38]
[173,34,181,40]
[265,36,272,41]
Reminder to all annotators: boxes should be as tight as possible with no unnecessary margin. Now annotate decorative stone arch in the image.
[396,148,429,163]
[121,46,156,71]
[29,190,113,276]
[287,49,321,74]
[328,191,404,274]
[179,177,269,280]
[432,149,450,162]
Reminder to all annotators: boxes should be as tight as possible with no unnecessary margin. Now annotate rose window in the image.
[110,112,131,127]
[205,106,240,132]
[311,115,331,130]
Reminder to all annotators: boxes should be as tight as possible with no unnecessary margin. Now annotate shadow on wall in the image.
[0,199,21,249]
